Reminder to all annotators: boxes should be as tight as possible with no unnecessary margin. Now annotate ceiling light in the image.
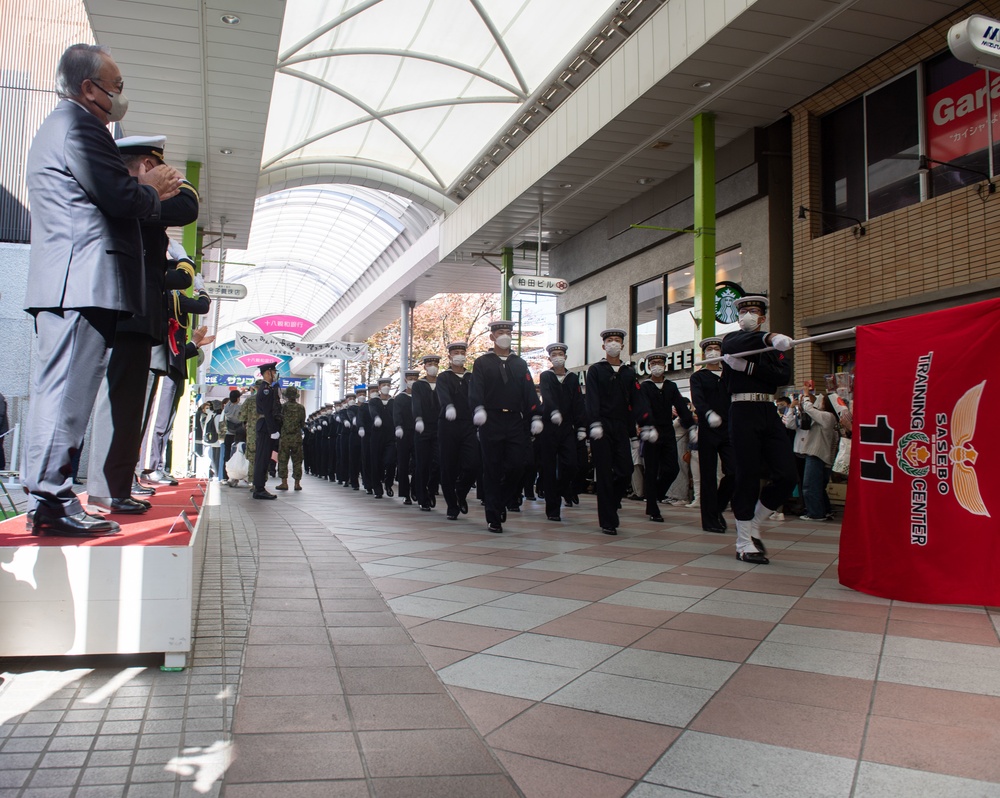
[219,148,233,155]
[559,183,573,189]
[636,177,655,185]
[221,14,241,25]
[693,80,712,89]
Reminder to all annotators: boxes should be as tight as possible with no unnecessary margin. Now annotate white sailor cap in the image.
[546,342,568,355]
[115,135,167,160]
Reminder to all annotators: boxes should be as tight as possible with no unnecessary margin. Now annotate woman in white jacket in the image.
[783,392,838,521]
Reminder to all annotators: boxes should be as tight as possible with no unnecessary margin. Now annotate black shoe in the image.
[374,493,383,499]
[420,504,432,512]
[386,485,394,497]
[736,551,769,564]
[507,505,521,513]
[429,495,437,508]
[601,527,618,536]
[146,470,178,486]
[132,498,153,510]
[252,490,277,500]
[702,524,727,534]
[751,536,768,556]
[488,523,503,533]
[547,515,562,522]
[649,514,664,523]
[132,481,156,496]
[524,493,536,501]
[89,497,149,515]
[27,508,120,537]
[459,498,469,515]
[446,512,459,520]
[500,508,507,523]
[366,488,373,495]
[403,498,413,506]
[352,486,360,491]
[715,514,729,532]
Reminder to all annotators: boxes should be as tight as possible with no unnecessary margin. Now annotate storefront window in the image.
[559,298,607,367]
[866,71,921,218]
[586,301,607,364]
[820,99,865,234]
[662,248,743,345]
[633,277,663,352]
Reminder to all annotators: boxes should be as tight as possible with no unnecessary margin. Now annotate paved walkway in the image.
[2,476,1000,797]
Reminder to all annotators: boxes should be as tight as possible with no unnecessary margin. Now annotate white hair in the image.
[55,44,112,99]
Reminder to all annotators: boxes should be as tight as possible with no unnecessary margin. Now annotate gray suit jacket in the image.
[25,99,161,316]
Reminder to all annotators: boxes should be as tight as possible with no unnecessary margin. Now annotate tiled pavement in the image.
[2,478,1000,797]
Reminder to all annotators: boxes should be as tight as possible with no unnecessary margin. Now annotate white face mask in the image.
[347,397,355,406]
[738,312,762,332]
[650,364,665,377]
[95,81,129,122]
[379,385,389,395]
[405,379,416,389]
[358,395,366,403]
[451,354,466,366]
[425,365,439,377]
[494,334,512,349]
[550,356,566,368]
[705,347,722,360]
[604,341,622,358]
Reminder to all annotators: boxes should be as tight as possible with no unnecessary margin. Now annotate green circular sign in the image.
[715,281,745,324]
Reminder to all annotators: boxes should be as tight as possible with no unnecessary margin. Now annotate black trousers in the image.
[413,429,439,507]
[642,426,680,516]
[540,425,577,517]
[439,422,481,515]
[590,420,633,530]
[396,431,414,499]
[348,433,362,488]
[729,402,797,520]
[23,308,117,515]
[253,419,277,490]
[371,432,397,497]
[478,413,528,525]
[698,425,735,526]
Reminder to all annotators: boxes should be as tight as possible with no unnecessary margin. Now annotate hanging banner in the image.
[250,314,315,336]
[234,330,368,361]
[206,373,315,390]
[839,297,999,605]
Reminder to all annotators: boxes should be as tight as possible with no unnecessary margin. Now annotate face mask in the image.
[358,395,366,403]
[347,398,355,406]
[451,354,466,366]
[738,312,761,332]
[705,348,722,360]
[405,379,416,389]
[425,365,438,377]
[604,341,622,358]
[494,334,512,349]
[550,356,566,368]
[380,385,390,395]
[650,365,665,377]
[97,84,129,122]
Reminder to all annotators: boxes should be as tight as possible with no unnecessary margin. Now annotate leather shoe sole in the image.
[736,551,770,564]
[27,509,120,537]
[751,536,768,556]
[601,527,618,536]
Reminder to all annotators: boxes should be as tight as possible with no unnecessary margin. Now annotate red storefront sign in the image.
[839,298,999,605]
[925,69,998,162]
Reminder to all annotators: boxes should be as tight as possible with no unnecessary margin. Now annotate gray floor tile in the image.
[748,642,879,680]
[546,672,713,726]
[881,636,1000,668]
[643,731,855,798]
[443,606,563,631]
[386,596,476,619]
[482,633,621,669]
[487,593,589,614]
[878,656,1000,697]
[711,589,800,608]
[686,599,790,622]
[623,581,718,599]
[438,653,583,700]
[854,762,1000,797]
[766,624,884,654]
[599,590,699,612]
[410,585,513,604]
[580,563,677,580]
[596,649,739,689]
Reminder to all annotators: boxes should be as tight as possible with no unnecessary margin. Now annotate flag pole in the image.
[696,327,857,365]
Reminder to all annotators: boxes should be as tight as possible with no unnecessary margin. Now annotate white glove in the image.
[687,426,698,444]
[590,423,604,440]
[167,239,188,261]
[640,426,658,443]
[550,410,563,426]
[269,431,280,440]
[374,416,382,428]
[577,427,587,441]
[723,354,748,372]
[445,404,457,421]
[343,419,350,428]
[415,418,425,434]
[193,274,205,292]
[707,410,722,429]
[771,334,794,352]
[473,406,487,426]
[395,426,404,439]
[530,417,543,436]
[358,427,365,438]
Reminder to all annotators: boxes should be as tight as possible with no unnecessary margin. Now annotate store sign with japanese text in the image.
[926,68,1000,162]
[509,275,569,294]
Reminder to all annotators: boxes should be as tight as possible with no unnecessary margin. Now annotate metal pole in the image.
[501,246,514,319]
[339,358,347,400]
[697,328,858,365]
[315,362,324,411]
[400,298,414,374]
[693,113,716,341]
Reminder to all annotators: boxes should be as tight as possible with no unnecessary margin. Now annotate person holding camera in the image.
[784,390,838,521]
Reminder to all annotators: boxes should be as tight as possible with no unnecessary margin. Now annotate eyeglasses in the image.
[90,77,124,94]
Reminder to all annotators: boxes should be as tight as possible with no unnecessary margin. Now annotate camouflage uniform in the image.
[277,388,306,484]
[240,384,261,466]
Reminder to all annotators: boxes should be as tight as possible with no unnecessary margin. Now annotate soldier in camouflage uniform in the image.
[276,385,306,490]
[240,382,261,489]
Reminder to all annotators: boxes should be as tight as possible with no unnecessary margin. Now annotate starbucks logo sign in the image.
[715,281,744,324]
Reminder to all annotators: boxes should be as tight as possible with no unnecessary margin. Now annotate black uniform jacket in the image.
[435,370,474,423]
[585,360,651,428]
[468,353,538,416]
[720,330,791,394]
[640,378,693,431]
[538,370,586,429]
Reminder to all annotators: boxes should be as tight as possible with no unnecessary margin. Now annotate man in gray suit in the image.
[22,43,182,537]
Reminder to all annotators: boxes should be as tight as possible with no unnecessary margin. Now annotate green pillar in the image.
[693,113,716,340]
[501,246,514,319]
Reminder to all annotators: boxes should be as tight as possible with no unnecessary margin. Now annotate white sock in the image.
[735,519,758,553]
[754,500,773,524]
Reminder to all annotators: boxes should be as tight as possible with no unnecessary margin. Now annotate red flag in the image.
[839,298,1000,604]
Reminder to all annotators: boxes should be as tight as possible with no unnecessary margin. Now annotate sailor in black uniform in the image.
[639,352,694,522]
[411,356,441,511]
[721,295,796,564]
[585,328,653,535]
[252,362,282,499]
[537,343,586,522]
[436,342,481,520]
[469,320,541,533]
[393,369,419,505]
[690,336,734,534]
[368,377,396,497]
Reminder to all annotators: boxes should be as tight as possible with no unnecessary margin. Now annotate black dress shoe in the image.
[72,478,85,486]
[524,493,536,501]
[132,498,153,510]
[27,508,120,537]
[366,488,373,495]
[252,490,277,500]
[736,551,769,565]
[403,498,413,506]
[547,515,562,522]
[751,536,768,556]
[488,523,503,533]
[446,512,459,520]
[702,524,727,534]
[386,485,394,497]
[146,470,178,486]
[601,527,618,536]
[649,514,664,523]
[459,498,468,515]
[500,508,507,522]
[507,505,520,513]
[716,514,729,532]
[131,481,156,496]
[420,504,432,512]
[89,497,149,515]
[429,495,437,508]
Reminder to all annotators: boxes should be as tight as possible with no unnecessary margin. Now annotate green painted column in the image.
[693,113,716,340]
[501,246,514,319]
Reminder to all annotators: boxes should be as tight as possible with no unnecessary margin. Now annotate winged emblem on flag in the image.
[950,380,989,518]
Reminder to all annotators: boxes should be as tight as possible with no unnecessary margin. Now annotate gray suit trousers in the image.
[23,309,117,515]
